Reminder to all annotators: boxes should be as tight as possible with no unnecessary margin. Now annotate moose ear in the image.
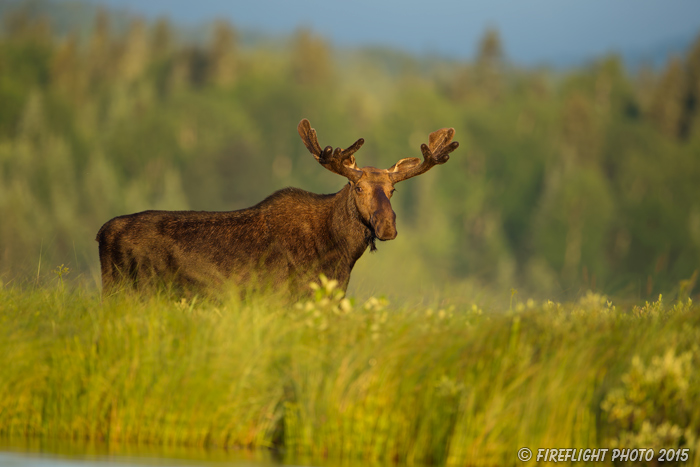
[387,158,421,173]
[343,155,358,170]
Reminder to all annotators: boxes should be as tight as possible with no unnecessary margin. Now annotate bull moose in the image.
[96,119,459,296]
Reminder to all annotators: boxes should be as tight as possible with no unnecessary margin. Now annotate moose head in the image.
[297,118,459,244]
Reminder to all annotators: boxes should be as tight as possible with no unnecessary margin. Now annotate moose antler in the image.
[388,127,459,183]
[298,119,364,182]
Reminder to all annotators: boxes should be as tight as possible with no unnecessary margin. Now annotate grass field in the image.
[1,278,699,466]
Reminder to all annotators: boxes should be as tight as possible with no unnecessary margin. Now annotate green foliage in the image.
[602,328,700,454]
[2,284,700,465]
[1,2,700,300]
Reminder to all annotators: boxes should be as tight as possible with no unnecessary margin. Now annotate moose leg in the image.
[99,236,127,296]
[99,246,116,296]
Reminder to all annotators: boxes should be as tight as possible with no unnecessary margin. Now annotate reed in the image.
[1,282,698,465]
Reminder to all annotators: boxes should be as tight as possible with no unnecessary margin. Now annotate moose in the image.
[96,119,459,296]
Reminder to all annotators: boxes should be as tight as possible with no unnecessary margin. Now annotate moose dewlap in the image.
[96,119,459,296]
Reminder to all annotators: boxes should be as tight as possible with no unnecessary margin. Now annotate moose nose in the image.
[371,211,397,241]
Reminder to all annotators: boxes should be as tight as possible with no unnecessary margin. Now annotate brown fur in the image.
[96,119,459,296]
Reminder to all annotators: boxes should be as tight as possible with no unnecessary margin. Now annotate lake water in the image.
[0,439,301,467]
[0,436,403,467]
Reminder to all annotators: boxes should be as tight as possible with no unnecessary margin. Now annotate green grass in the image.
[1,279,699,466]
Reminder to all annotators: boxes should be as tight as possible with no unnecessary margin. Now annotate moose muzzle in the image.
[371,209,397,241]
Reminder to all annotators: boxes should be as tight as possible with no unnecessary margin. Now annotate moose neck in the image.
[330,184,375,264]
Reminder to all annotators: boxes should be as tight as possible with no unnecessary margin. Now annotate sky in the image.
[82,0,700,66]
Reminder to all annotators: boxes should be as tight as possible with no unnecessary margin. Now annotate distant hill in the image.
[0,0,696,70]
[618,34,695,69]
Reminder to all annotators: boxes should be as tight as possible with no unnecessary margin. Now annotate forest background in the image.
[1,0,700,303]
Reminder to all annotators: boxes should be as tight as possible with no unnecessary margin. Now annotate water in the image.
[0,439,290,467]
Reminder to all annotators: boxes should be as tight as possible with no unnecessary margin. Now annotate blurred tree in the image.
[475,28,504,99]
[151,17,174,58]
[168,46,209,91]
[633,64,656,120]
[17,90,46,142]
[0,10,51,136]
[50,33,82,98]
[150,17,175,96]
[445,65,474,102]
[119,18,149,84]
[290,29,334,87]
[3,6,51,44]
[208,20,237,87]
[560,92,600,166]
[476,28,503,67]
[592,55,638,119]
[681,34,700,140]
[86,9,115,90]
[649,57,685,139]
[3,5,31,37]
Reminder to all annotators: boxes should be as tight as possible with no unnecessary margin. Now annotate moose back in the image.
[96,119,459,295]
